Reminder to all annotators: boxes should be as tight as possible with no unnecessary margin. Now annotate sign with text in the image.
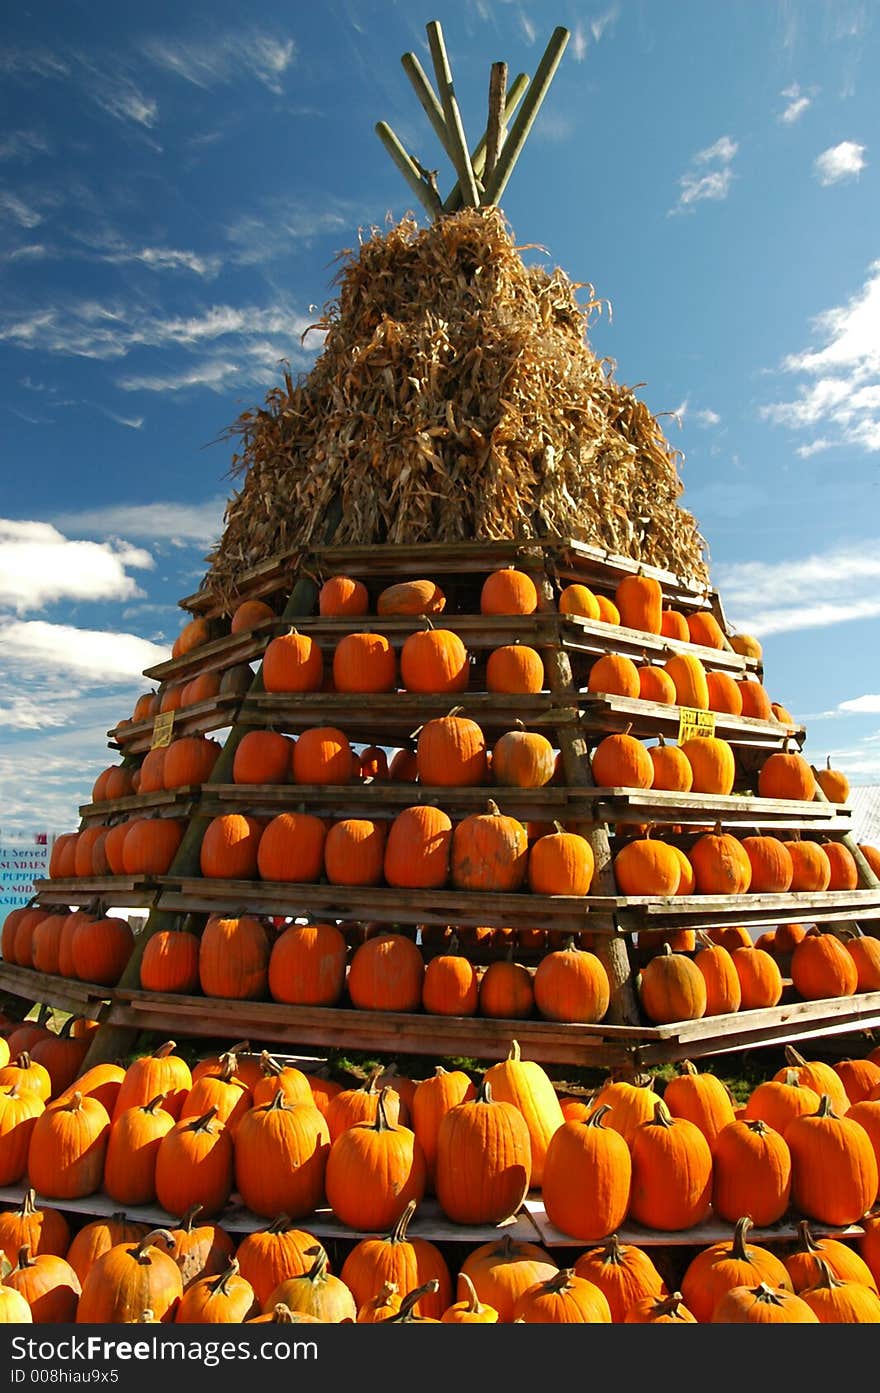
[151,711,175,748]
[0,839,50,934]
[677,707,716,744]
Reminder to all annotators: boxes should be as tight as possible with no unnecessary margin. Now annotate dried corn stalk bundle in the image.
[202,207,709,604]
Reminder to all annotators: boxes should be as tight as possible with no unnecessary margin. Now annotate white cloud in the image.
[572,24,587,61]
[86,72,158,128]
[814,140,867,185]
[694,407,721,427]
[672,135,738,212]
[839,694,880,714]
[0,620,168,681]
[54,498,226,547]
[779,83,813,124]
[519,13,537,44]
[0,519,154,613]
[0,48,70,80]
[224,204,350,265]
[0,193,42,228]
[0,130,50,161]
[590,6,619,42]
[715,540,880,636]
[142,31,296,95]
[761,260,880,454]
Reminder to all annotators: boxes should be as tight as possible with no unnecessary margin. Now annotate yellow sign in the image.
[151,711,175,749]
[677,707,716,744]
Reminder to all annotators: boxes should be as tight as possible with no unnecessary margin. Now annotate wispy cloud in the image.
[590,6,619,42]
[54,498,226,547]
[518,12,537,44]
[223,202,352,265]
[0,130,50,162]
[0,619,167,680]
[694,407,721,427]
[0,193,43,229]
[0,519,153,613]
[142,30,296,95]
[715,540,880,635]
[814,139,867,185]
[668,399,720,429]
[572,24,588,61]
[671,135,738,212]
[761,259,880,454]
[0,48,70,81]
[76,61,159,129]
[779,83,813,124]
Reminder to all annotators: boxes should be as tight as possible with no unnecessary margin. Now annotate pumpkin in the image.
[180,671,222,707]
[740,835,794,892]
[199,813,262,879]
[53,1063,124,1118]
[113,1041,192,1121]
[460,1235,557,1324]
[319,575,369,616]
[492,729,556,788]
[712,1281,818,1323]
[76,1229,182,1324]
[332,632,397,693]
[845,927,880,991]
[625,1290,697,1323]
[799,1256,880,1323]
[198,913,269,1001]
[638,944,707,1024]
[815,755,851,804]
[558,583,600,619]
[528,830,594,895]
[784,1218,878,1294]
[268,923,347,1007]
[0,1052,51,1102]
[340,1198,451,1320]
[5,1244,81,1323]
[29,1018,89,1096]
[388,746,418,781]
[533,940,610,1024]
[663,653,709,709]
[410,1068,476,1190]
[324,1089,427,1232]
[758,741,816,800]
[480,568,537,615]
[422,937,479,1017]
[663,1059,736,1146]
[71,915,134,986]
[574,1235,668,1323]
[175,1258,257,1324]
[613,836,681,896]
[180,1059,252,1138]
[679,735,736,795]
[706,670,744,715]
[441,1273,498,1323]
[541,1104,631,1241]
[681,1216,793,1323]
[66,1215,149,1288]
[103,1095,176,1205]
[712,1117,792,1224]
[512,1267,611,1323]
[171,617,211,659]
[0,1188,70,1258]
[324,1068,400,1140]
[451,801,528,891]
[139,927,200,994]
[648,736,693,793]
[262,630,323,692]
[162,735,221,790]
[837,1056,880,1104]
[485,644,545,694]
[737,679,773,720]
[784,838,832,891]
[234,1093,330,1220]
[483,1040,565,1188]
[252,1054,314,1110]
[323,818,387,886]
[235,1216,321,1307]
[229,598,275,633]
[628,1099,712,1231]
[347,933,424,1012]
[264,1244,356,1322]
[858,1212,880,1288]
[384,805,452,889]
[434,1078,531,1225]
[256,812,325,882]
[232,729,294,785]
[591,728,653,789]
[694,936,742,1015]
[774,1046,851,1115]
[356,1280,402,1323]
[786,1094,879,1225]
[0,1085,44,1186]
[636,661,679,708]
[732,945,783,1008]
[0,1286,32,1323]
[660,608,689,641]
[586,653,641,698]
[377,578,445,615]
[823,840,859,890]
[27,1090,110,1198]
[400,628,469,694]
[478,956,535,1019]
[357,745,389,781]
[121,818,184,877]
[686,611,726,649]
[690,826,752,894]
[614,574,662,634]
[154,1106,233,1219]
[595,595,621,625]
[791,929,858,1000]
[743,1069,820,1133]
[416,715,487,786]
[292,726,353,785]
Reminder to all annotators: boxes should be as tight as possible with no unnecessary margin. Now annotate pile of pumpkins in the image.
[2,1033,880,1322]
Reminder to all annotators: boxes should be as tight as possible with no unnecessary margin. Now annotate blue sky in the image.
[1,0,878,839]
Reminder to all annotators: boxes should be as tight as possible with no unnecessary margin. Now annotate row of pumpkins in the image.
[2,1036,880,1322]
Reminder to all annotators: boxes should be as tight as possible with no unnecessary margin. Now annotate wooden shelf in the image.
[0,962,113,1017]
[108,694,241,754]
[579,692,802,748]
[32,876,166,909]
[614,887,880,932]
[79,789,200,823]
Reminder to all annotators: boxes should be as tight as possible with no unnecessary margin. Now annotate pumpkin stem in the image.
[476,1077,494,1105]
[601,1234,624,1266]
[15,1244,34,1271]
[20,1190,37,1218]
[652,1291,689,1317]
[210,1258,240,1296]
[384,1278,440,1323]
[302,1245,329,1282]
[269,1304,295,1323]
[187,1106,221,1132]
[135,1229,176,1261]
[794,1220,821,1255]
[372,1088,396,1133]
[649,1099,675,1128]
[813,1093,838,1119]
[731,1216,754,1261]
[809,1256,845,1290]
[176,1204,203,1232]
[155,1041,177,1059]
[585,1103,612,1130]
[387,1199,417,1245]
[266,1214,293,1235]
[542,1268,575,1295]
[680,1060,698,1077]
[507,1040,521,1063]
[784,1046,807,1068]
[265,1090,291,1112]
[259,1051,283,1078]
[65,1090,84,1111]
[143,1093,168,1115]
[458,1273,482,1314]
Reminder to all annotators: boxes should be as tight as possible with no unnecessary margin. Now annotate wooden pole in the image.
[483,61,507,187]
[375,122,442,220]
[443,73,529,213]
[532,557,641,1028]
[425,20,480,208]
[482,26,571,208]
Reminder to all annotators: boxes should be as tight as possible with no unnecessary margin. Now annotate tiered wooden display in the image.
[14,536,880,1073]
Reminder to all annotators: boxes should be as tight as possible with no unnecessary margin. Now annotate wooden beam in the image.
[426,20,480,208]
[444,73,529,213]
[375,121,442,220]
[483,61,508,186]
[400,50,455,160]
[482,26,571,207]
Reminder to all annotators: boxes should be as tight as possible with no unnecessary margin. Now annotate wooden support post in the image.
[400,51,455,161]
[375,121,443,220]
[533,557,641,1027]
[443,73,529,213]
[482,27,570,208]
[483,61,508,187]
[426,20,481,208]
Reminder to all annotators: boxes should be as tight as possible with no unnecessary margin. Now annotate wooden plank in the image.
[521,1198,864,1249]
[616,887,880,931]
[580,692,804,748]
[108,694,242,754]
[0,963,113,1016]
[628,988,880,1047]
[32,876,164,909]
[201,782,585,824]
[592,788,849,829]
[143,624,272,683]
[79,789,198,823]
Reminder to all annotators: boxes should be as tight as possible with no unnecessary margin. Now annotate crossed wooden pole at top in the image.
[376,19,571,220]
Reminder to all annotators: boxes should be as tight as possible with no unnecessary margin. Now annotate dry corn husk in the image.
[202,207,708,607]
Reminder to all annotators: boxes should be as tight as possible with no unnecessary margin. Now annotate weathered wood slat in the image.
[579,692,803,748]
[0,963,113,1016]
[616,887,880,931]
[32,876,164,909]
[521,1199,863,1249]
[108,694,241,754]
[79,789,198,823]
